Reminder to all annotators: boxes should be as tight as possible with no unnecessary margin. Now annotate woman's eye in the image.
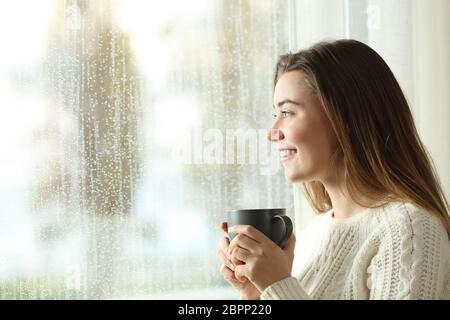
[272,111,293,119]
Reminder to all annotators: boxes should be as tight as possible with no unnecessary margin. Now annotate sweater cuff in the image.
[260,276,311,300]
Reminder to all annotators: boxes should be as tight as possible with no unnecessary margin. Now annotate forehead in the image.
[274,71,311,100]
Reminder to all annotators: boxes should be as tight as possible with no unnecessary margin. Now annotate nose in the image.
[266,126,285,142]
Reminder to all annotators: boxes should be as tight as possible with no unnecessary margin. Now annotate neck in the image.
[321,177,369,220]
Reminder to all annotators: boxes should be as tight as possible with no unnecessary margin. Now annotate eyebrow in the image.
[273,99,301,109]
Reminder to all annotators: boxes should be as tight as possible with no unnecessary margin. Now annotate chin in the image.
[284,171,308,183]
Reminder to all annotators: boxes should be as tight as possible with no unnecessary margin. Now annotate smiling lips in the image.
[280,148,297,160]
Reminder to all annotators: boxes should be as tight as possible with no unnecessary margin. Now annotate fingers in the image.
[220,221,228,233]
[227,233,258,257]
[230,246,250,264]
[220,263,248,285]
[220,264,237,282]
[217,249,235,271]
[218,236,235,271]
[219,235,230,252]
[234,265,249,283]
[228,225,266,244]
[218,222,236,272]
[283,233,296,253]
[227,238,244,266]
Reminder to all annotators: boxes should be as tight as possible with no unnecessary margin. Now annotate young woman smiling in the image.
[217,39,450,300]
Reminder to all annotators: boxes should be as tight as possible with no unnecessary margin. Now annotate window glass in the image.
[0,0,293,299]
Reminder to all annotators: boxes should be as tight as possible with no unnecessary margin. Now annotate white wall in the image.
[412,0,450,200]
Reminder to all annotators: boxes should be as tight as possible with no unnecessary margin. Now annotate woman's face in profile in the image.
[269,71,338,183]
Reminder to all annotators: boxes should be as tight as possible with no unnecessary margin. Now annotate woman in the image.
[217,39,450,300]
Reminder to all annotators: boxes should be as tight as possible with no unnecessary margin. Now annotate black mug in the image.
[227,208,293,248]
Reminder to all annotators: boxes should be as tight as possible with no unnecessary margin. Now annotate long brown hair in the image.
[274,39,450,237]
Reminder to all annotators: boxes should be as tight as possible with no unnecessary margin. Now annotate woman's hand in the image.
[227,224,296,293]
[217,222,261,300]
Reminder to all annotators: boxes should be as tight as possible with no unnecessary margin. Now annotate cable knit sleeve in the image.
[260,276,312,300]
[367,207,450,300]
[260,216,322,300]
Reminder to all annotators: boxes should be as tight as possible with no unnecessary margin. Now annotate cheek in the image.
[290,121,335,160]
[287,122,309,145]
[310,127,338,165]
[288,122,322,152]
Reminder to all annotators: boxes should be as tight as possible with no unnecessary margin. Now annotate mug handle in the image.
[273,215,293,248]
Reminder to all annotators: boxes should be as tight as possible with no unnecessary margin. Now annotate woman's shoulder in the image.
[378,201,442,225]
[372,201,449,244]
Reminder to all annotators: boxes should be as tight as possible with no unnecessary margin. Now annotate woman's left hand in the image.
[227,225,296,293]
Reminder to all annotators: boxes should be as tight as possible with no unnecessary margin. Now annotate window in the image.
[0,0,294,299]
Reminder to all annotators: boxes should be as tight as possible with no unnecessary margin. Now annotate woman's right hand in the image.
[217,221,261,300]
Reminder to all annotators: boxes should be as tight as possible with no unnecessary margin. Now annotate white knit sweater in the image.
[261,201,450,300]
